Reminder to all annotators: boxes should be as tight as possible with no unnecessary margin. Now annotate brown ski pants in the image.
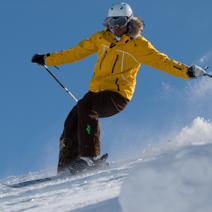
[57,91,129,172]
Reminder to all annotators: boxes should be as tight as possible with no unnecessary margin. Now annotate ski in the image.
[3,153,109,188]
[3,174,69,188]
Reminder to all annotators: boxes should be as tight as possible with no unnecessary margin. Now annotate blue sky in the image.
[1,0,212,179]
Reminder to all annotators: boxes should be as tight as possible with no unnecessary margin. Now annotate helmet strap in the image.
[126,21,132,33]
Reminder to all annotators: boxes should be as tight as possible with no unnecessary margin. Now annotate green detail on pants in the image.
[86,125,91,135]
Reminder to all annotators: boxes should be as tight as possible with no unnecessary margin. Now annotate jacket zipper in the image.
[115,78,120,91]
[111,55,119,73]
[100,51,107,69]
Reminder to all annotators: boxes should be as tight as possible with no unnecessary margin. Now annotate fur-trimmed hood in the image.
[103,16,144,39]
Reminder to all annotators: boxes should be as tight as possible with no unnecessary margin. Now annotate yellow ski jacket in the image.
[46,29,189,100]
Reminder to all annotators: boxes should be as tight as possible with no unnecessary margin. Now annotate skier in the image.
[32,3,206,173]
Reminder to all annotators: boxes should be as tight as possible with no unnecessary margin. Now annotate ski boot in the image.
[68,153,109,174]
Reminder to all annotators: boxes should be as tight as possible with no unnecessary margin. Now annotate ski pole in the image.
[203,66,212,78]
[204,73,212,78]
[43,65,78,103]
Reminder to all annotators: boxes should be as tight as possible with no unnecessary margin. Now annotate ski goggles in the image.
[107,17,129,28]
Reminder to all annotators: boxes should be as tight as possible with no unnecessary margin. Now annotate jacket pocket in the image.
[112,55,119,73]
[100,51,107,69]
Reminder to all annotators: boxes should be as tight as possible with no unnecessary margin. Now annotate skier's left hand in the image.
[187,65,206,78]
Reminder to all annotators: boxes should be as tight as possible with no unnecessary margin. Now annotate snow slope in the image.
[0,160,131,212]
[119,143,212,212]
[1,117,212,212]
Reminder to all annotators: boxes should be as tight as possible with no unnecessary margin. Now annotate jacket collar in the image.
[108,29,131,44]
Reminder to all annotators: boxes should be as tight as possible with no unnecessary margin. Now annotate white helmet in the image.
[108,3,133,18]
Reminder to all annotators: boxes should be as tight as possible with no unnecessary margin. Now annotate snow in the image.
[119,144,212,212]
[1,117,212,212]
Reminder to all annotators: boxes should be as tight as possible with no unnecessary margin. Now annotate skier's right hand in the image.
[31,53,46,66]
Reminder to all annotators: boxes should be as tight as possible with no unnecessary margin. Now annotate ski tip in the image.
[2,183,20,188]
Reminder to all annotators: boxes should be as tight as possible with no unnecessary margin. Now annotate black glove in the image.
[31,53,46,66]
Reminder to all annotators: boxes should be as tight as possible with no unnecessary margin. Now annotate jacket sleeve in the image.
[46,32,100,66]
[137,36,190,79]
